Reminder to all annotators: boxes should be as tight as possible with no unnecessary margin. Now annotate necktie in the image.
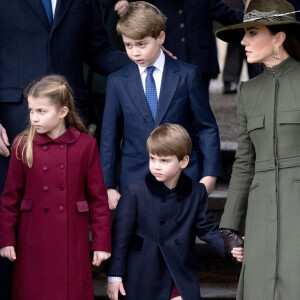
[41,0,53,25]
[145,66,158,120]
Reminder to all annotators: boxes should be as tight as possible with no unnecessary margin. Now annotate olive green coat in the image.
[221,57,300,300]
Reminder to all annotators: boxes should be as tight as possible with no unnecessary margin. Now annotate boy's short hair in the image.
[147,124,192,160]
[116,1,166,40]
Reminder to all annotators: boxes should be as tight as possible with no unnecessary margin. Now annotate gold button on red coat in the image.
[59,145,65,150]
[59,206,64,212]
[43,186,49,191]
[43,146,48,151]
[43,166,48,171]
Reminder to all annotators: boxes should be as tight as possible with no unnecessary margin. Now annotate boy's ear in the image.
[157,31,165,45]
[180,155,189,169]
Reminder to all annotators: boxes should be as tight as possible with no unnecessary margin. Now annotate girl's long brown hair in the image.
[16,75,86,168]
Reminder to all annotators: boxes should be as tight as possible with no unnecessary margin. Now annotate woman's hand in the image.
[92,251,111,266]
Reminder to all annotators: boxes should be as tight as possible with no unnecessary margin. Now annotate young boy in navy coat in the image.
[106,124,243,300]
[100,1,222,209]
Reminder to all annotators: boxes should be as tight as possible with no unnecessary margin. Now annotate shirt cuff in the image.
[108,276,122,282]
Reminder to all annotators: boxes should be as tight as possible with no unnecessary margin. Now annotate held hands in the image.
[107,281,126,300]
[0,246,16,261]
[0,124,10,157]
[92,251,111,267]
[200,176,217,195]
[107,188,121,210]
[221,229,244,263]
[114,0,130,18]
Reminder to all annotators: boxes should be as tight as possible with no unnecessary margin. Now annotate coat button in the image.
[175,239,180,245]
[43,166,48,171]
[59,164,65,170]
[178,9,183,14]
[43,145,48,151]
[181,37,186,43]
[59,206,64,212]
[44,207,49,213]
[160,217,165,224]
[59,185,65,191]
[179,23,184,28]
[59,145,65,150]
[43,186,49,191]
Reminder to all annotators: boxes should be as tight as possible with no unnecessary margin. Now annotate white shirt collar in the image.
[138,49,165,75]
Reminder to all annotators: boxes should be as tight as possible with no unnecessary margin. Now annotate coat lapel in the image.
[155,56,180,126]
[25,0,51,31]
[122,63,155,125]
[52,0,73,31]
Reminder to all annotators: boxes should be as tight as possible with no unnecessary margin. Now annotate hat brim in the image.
[216,20,300,44]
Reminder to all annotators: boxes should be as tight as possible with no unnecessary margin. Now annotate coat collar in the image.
[263,56,299,78]
[33,126,81,145]
[145,171,192,197]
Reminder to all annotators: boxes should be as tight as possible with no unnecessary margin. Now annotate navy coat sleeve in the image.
[189,66,222,177]
[194,184,225,257]
[84,0,130,75]
[100,74,124,188]
[107,185,138,276]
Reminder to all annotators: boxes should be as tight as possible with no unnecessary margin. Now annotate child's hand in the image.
[107,188,121,210]
[92,251,111,266]
[107,281,126,300]
[231,247,244,262]
[200,176,217,195]
[0,246,16,261]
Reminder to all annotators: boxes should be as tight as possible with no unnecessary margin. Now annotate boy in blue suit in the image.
[106,124,243,300]
[100,1,222,209]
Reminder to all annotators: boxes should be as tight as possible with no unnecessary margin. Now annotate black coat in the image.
[153,0,243,76]
[107,172,225,300]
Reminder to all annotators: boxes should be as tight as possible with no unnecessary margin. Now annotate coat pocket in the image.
[76,201,89,213]
[247,114,265,133]
[278,110,300,124]
[20,199,33,211]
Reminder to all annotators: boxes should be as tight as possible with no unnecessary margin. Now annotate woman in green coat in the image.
[216,0,300,299]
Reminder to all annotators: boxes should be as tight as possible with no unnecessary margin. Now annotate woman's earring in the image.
[273,45,280,60]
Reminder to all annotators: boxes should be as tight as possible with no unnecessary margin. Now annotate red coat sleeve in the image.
[0,145,25,248]
[86,139,111,252]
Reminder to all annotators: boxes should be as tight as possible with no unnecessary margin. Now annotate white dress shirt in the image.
[138,49,165,100]
[51,0,57,17]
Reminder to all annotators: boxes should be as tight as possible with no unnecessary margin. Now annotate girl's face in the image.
[28,96,68,139]
[241,25,280,66]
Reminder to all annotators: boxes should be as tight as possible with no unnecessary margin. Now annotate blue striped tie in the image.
[41,0,53,25]
[145,66,158,120]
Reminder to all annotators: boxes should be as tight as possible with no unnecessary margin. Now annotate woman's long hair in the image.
[16,75,86,168]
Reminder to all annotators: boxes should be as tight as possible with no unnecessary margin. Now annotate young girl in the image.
[0,75,111,300]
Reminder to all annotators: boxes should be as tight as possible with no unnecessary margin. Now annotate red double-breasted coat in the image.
[0,127,111,300]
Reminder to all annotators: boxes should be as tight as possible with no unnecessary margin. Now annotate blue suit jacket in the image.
[100,55,222,189]
[107,172,225,300]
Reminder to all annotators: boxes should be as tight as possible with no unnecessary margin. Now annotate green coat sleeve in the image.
[220,82,255,232]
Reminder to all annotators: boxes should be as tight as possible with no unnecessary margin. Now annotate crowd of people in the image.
[0,0,299,299]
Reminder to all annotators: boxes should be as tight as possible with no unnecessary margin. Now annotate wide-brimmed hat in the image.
[216,0,300,44]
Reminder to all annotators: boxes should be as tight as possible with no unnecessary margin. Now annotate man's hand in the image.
[114,0,130,18]
[200,176,217,195]
[0,246,16,262]
[0,124,10,157]
[107,188,121,210]
[92,251,111,266]
[107,281,126,300]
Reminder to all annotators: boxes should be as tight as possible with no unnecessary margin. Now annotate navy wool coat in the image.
[107,172,225,300]
[100,55,222,189]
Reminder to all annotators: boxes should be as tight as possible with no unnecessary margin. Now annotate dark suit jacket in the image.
[0,0,129,193]
[107,172,225,300]
[100,55,222,189]
[152,0,243,76]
